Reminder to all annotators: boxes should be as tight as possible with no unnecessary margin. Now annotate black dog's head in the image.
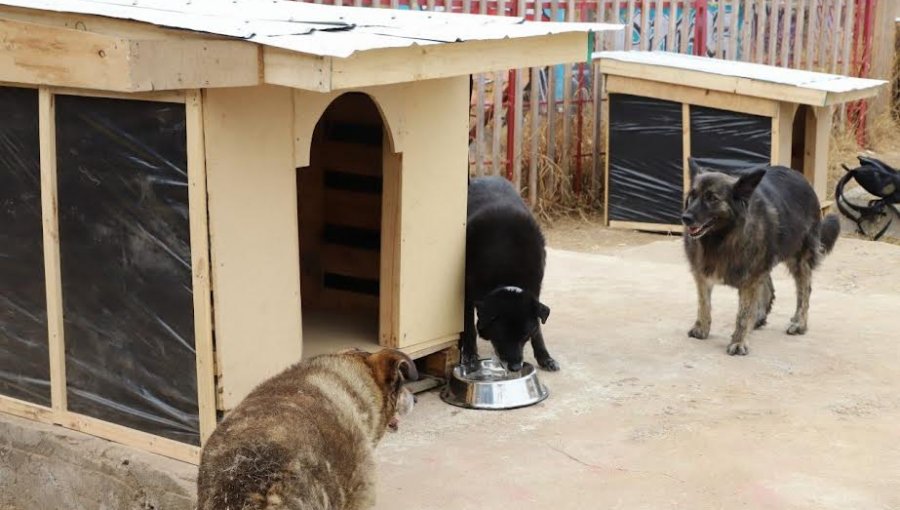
[475,286,550,372]
[682,160,766,240]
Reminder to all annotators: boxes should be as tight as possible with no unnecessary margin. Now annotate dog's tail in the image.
[819,213,841,255]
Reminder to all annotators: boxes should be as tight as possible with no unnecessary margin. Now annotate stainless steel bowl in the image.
[440,358,549,410]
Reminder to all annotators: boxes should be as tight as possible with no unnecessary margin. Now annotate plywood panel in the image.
[391,77,467,349]
[204,85,302,410]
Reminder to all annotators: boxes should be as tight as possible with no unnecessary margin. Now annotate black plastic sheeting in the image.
[56,95,199,445]
[0,87,51,406]
[608,94,684,224]
[689,105,772,176]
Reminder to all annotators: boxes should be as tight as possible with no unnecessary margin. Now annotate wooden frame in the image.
[0,80,211,463]
[599,51,880,232]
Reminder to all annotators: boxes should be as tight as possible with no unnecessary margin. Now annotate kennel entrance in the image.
[298,93,399,357]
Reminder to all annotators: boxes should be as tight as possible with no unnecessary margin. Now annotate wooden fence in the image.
[297,0,882,206]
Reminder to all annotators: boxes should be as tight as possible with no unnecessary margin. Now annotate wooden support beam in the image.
[185,90,217,444]
[0,17,259,92]
[267,32,592,92]
[805,105,832,202]
[417,345,460,379]
[38,87,66,422]
[605,75,778,116]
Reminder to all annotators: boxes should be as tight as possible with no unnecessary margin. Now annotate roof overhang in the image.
[0,2,621,93]
[595,50,887,107]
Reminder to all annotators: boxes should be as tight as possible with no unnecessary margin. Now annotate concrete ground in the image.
[374,234,900,510]
[3,230,898,509]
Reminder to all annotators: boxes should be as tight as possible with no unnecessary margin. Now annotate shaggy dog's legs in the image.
[689,272,712,340]
[785,256,813,335]
[754,274,775,329]
[728,279,762,356]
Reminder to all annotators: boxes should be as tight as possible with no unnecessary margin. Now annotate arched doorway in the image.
[297,93,399,357]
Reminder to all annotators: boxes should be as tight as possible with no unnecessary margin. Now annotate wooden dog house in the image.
[595,51,887,232]
[0,0,620,462]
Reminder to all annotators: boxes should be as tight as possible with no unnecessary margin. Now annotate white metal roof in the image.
[0,0,622,58]
[595,50,886,97]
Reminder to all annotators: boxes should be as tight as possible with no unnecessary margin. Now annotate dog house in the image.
[0,0,620,462]
[595,51,887,232]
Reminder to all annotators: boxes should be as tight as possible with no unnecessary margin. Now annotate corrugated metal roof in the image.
[595,51,886,95]
[0,0,622,58]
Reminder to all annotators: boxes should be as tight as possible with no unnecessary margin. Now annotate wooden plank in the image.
[560,0,575,181]
[379,114,401,348]
[767,0,779,66]
[400,335,458,359]
[781,0,793,66]
[682,102,691,196]
[185,89,217,444]
[716,0,726,58]
[59,411,200,464]
[609,220,684,233]
[599,59,827,105]
[817,0,828,72]
[547,0,559,187]
[492,71,503,176]
[806,0,817,70]
[513,67,525,190]
[838,0,854,122]
[640,0,650,51]
[0,18,259,92]
[319,141,383,176]
[729,0,740,59]
[529,65,540,207]
[865,0,897,127]
[829,0,840,73]
[1,18,130,91]
[206,85,302,410]
[601,77,611,226]
[793,0,807,68]
[323,244,381,281]
[38,88,66,421]
[627,0,636,50]
[668,0,678,51]
[805,105,832,201]
[655,0,665,51]
[773,101,798,165]
[324,189,382,230]
[741,0,754,61]
[0,84,185,103]
[418,345,460,378]
[475,74,486,177]
[756,0,767,63]
[264,47,330,93]
[680,0,691,54]
[605,74,779,115]
[0,395,54,424]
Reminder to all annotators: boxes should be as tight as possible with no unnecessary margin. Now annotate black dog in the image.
[682,160,840,356]
[462,176,557,372]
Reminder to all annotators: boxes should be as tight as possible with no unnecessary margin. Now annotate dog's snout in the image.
[681,213,694,226]
[508,361,523,372]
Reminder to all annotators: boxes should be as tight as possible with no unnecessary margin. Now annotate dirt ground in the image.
[373,226,900,510]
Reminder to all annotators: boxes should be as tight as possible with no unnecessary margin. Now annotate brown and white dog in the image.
[197,348,418,510]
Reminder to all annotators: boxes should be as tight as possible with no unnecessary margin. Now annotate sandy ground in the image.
[373,228,900,510]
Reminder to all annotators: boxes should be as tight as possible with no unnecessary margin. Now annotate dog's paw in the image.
[786,322,807,335]
[688,323,710,339]
[726,342,749,356]
[460,351,480,368]
[537,357,560,372]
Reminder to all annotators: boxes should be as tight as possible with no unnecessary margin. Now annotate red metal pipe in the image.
[694,0,708,56]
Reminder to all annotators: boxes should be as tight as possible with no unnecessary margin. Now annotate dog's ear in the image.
[367,349,419,387]
[688,158,707,180]
[533,298,550,324]
[733,168,766,202]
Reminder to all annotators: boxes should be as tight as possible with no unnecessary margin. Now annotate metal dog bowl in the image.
[440,358,549,410]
